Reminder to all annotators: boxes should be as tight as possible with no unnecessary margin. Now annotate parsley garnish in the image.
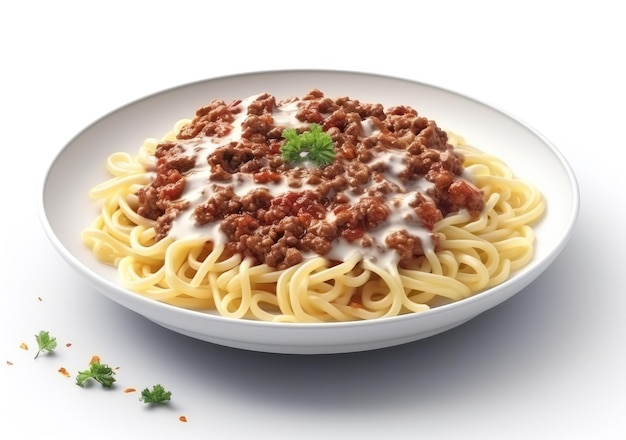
[34,330,57,359]
[76,361,116,388]
[280,123,335,167]
[140,384,172,404]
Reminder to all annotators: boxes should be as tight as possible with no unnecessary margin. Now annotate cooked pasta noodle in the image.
[81,92,544,323]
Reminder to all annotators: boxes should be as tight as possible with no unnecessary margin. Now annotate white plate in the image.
[40,70,579,354]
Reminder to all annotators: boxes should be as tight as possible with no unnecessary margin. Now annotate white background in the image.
[1,1,624,438]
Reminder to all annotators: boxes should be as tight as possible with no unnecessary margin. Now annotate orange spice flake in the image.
[89,355,101,364]
[179,416,188,423]
[124,387,137,393]
[58,367,71,377]
[19,343,28,351]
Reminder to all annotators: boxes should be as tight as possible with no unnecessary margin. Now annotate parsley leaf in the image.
[76,361,116,388]
[280,123,335,167]
[34,330,57,359]
[140,384,172,404]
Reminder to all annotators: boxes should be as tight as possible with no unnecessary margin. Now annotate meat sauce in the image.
[136,90,484,270]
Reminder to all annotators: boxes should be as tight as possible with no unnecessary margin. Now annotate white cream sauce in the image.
[166,93,442,269]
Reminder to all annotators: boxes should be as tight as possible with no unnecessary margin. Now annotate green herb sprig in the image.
[76,361,116,388]
[140,384,172,404]
[34,330,57,359]
[280,123,335,167]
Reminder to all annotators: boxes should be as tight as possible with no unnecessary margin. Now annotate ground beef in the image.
[134,90,485,268]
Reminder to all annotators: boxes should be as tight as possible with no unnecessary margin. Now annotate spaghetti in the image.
[82,90,545,322]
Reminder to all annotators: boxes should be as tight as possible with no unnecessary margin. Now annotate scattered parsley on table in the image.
[76,361,116,388]
[24,328,179,412]
[34,330,57,359]
[140,384,172,404]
